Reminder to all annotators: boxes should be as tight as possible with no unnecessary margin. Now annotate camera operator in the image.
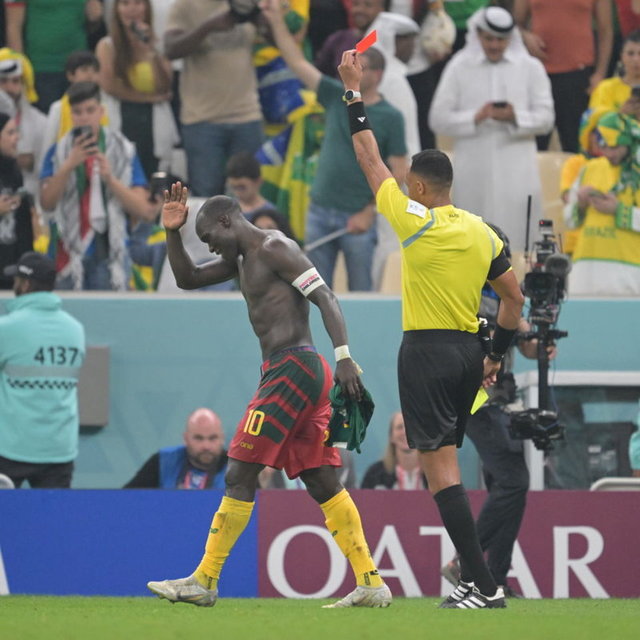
[442,224,557,598]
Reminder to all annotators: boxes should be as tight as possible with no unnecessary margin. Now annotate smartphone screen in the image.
[72,125,93,139]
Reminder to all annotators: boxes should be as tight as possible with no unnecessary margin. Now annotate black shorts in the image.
[398,330,483,451]
[0,455,74,488]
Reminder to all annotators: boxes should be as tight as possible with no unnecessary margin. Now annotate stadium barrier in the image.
[1,489,637,599]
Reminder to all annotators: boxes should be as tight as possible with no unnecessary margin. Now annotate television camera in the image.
[509,218,570,451]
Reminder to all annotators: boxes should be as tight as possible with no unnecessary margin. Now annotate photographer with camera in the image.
[39,81,156,291]
[441,223,559,598]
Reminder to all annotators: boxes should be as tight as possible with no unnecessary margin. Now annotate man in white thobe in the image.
[429,6,554,251]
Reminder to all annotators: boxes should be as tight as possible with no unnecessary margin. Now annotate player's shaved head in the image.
[196,195,242,232]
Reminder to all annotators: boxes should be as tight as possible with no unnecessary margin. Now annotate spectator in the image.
[125,408,228,489]
[559,106,610,254]
[226,151,277,216]
[41,50,109,160]
[391,0,455,150]
[253,0,309,130]
[308,0,348,55]
[263,0,408,291]
[164,0,263,197]
[96,0,178,179]
[361,411,427,489]
[373,11,421,156]
[590,29,640,120]
[514,0,614,152]
[0,48,46,200]
[253,1,324,241]
[370,11,421,288]
[40,81,155,290]
[429,6,554,252]
[0,111,36,288]
[314,0,385,78]
[615,0,640,39]
[5,0,105,111]
[561,108,609,205]
[564,110,640,295]
[248,206,296,240]
[0,251,85,488]
[443,0,490,53]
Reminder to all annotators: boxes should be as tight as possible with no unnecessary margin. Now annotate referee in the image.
[338,50,524,609]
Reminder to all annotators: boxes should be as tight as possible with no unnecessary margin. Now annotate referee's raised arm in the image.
[337,50,394,196]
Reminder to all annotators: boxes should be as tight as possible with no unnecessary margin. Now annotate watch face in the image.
[346,90,355,100]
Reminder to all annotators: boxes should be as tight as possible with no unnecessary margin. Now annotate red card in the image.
[355,30,377,54]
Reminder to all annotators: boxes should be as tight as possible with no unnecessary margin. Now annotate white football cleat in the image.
[322,584,392,609]
[147,574,218,607]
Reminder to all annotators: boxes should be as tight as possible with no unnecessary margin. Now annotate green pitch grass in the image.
[1,596,638,640]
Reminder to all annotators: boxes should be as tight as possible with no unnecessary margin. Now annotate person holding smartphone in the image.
[39,81,156,291]
[95,0,177,180]
[429,6,554,254]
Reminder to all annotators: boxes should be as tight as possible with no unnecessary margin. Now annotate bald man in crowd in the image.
[124,408,227,489]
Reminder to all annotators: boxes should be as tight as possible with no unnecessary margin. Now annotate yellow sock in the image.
[320,489,383,588]
[194,496,254,590]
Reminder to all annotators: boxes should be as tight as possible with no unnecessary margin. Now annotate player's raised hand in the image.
[162,182,189,231]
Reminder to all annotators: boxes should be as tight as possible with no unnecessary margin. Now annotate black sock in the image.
[434,484,497,596]
[460,557,473,584]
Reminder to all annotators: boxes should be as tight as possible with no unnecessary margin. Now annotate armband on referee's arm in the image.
[489,323,517,361]
[487,248,511,281]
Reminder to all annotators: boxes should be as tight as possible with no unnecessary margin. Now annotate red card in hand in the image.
[355,30,377,54]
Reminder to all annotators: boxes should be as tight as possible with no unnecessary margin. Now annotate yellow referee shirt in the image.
[376,178,505,333]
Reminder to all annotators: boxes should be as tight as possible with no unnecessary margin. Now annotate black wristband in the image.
[491,324,517,356]
[347,101,372,136]
[487,352,504,363]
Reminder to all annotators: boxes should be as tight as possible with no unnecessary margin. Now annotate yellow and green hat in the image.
[595,111,633,148]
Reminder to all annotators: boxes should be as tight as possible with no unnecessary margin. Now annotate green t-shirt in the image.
[310,76,407,213]
[11,0,88,72]
[444,0,489,30]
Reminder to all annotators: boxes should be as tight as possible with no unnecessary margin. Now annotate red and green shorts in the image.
[229,346,341,479]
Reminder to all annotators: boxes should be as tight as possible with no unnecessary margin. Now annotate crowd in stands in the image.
[0,0,637,295]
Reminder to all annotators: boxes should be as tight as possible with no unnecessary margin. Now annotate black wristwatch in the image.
[343,90,362,103]
[487,352,505,363]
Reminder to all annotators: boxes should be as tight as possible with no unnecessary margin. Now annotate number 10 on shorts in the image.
[243,410,265,436]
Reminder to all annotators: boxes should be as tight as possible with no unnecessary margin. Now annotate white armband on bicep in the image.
[291,267,325,297]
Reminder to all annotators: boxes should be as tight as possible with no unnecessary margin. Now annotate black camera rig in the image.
[508,217,570,451]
